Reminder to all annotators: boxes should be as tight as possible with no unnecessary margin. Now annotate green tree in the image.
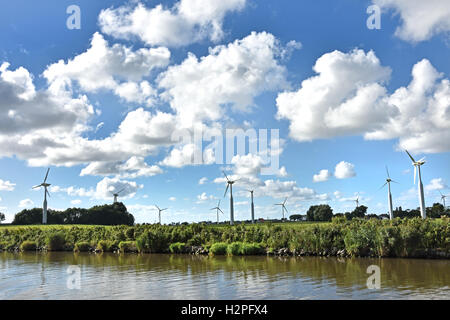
[306,204,333,221]
[0,212,5,223]
[345,206,367,220]
[289,214,302,221]
[426,203,445,218]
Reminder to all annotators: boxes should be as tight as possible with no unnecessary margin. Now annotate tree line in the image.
[290,203,450,222]
[9,202,134,226]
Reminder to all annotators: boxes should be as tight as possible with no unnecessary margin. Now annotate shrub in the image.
[20,241,37,251]
[46,232,66,251]
[96,240,114,252]
[119,241,137,253]
[209,242,228,255]
[74,241,91,252]
[169,242,186,254]
[241,242,265,255]
[227,242,244,256]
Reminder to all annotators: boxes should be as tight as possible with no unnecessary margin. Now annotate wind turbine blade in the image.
[405,150,416,163]
[283,197,287,205]
[155,205,160,211]
[391,180,399,184]
[44,168,50,183]
[218,208,224,214]
[46,190,51,198]
[222,171,229,181]
[224,184,229,197]
[32,185,42,189]
[117,188,126,195]
[379,182,388,190]
[386,166,390,179]
[218,200,221,207]
[162,208,168,211]
[283,205,288,213]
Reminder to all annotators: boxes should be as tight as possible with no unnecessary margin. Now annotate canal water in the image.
[0,252,448,299]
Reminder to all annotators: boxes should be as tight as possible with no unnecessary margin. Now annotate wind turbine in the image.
[247,190,255,224]
[111,187,126,203]
[223,171,238,225]
[439,191,447,208]
[32,168,51,224]
[275,197,288,221]
[405,150,426,219]
[354,195,360,209]
[211,200,224,223]
[155,205,167,224]
[380,166,398,220]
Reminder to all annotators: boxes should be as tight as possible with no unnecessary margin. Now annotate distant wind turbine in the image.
[405,150,426,219]
[111,187,126,203]
[275,197,288,221]
[354,195,360,209]
[211,200,224,223]
[223,171,238,225]
[247,190,255,224]
[155,205,167,224]
[32,168,51,224]
[439,191,447,208]
[380,166,398,220]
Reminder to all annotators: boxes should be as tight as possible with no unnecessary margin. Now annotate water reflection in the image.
[0,252,448,299]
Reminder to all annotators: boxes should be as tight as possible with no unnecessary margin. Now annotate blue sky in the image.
[0,0,449,224]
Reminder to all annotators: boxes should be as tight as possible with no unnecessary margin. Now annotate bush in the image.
[241,242,265,255]
[96,240,115,252]
[20,241,37,251]
[209,242,228,255]
[119,241,137,253]
[227,242,244,256]
[74,241,91,252]
[169,242,186,254]
[46,232,66,251]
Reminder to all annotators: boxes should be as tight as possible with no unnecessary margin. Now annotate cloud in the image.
[70,199,82,205]
[313,169,331,182]
[276,49,392,142]
[373,0,450,43]
[277,49,450,154]
[169,197,176,201]
[196,192,215,203]
[425,178,447,192]
[158,31,289,126]
[0,179,16,191]
[198,177,208,185]
[334,161,356,179]
[80,156,163,178]
[98,0,247,47]
[43,32,170,104]
[19,198,34,208]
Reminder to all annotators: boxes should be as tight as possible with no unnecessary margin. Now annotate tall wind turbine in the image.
[32,168,51,224]
[211,200,224,223]
[439,191,447,208]
[247,190,255,224]
[405,150,426,219]
[275,197,288,221]
[223,171,238,225]
[111,187,125,203]
[380,166,398,220]
[155,205,167,224]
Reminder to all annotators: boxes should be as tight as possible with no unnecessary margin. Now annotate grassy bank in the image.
[0,218,448,258]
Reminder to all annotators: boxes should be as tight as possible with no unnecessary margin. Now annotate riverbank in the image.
[0,217,449,259]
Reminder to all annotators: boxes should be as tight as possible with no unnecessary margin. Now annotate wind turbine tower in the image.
[211,200,224,223]
[380,166,398,220]
[223,171,238,225]
[439,191,447,208]
[247,190,255,224]
[405,150,426,219]
[32,168,51,224]
[155,205,168,224]
[111,188,125,203]
[275,197,288,221]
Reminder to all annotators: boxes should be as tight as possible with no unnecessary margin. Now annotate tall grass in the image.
[0,218,448,258]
